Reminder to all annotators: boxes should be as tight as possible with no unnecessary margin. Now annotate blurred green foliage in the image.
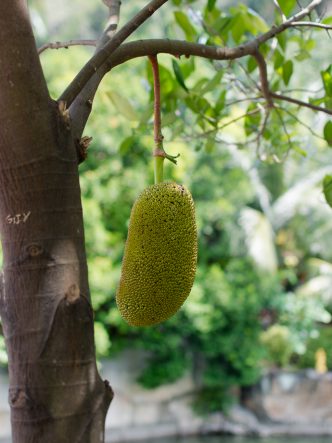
[297,327,332,370]
[261,324,294,367]
[0,336,7,366]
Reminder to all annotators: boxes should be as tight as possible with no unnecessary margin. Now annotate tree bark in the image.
[0,2,112,442]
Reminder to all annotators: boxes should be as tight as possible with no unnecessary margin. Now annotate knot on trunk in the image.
[65,284,80,303]
[104,379,114,401]
[26,243,43,257]
[9,389,31,409]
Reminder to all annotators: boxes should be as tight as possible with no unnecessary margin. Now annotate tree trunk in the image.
[0,2,112,441]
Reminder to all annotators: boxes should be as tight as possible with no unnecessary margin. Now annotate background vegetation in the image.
[1,0,332,412]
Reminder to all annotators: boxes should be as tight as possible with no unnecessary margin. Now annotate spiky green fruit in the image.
[116,182,197,327]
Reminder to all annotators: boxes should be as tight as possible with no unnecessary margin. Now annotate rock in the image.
[228,404,260,429]
[244,369,332,426]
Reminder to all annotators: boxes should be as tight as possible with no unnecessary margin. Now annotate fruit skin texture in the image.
[116,182,197,327]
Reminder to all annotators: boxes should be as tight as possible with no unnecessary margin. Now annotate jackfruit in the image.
[116,182,197,326]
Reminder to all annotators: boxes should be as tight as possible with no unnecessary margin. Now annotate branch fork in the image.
[253,50,274,109]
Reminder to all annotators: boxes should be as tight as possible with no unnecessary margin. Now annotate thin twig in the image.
[180,130,255,149]
[256,106,271,157]
[104,0,122,33]
[278,106,326,140]
[38,40,97,55]
[225,70,256,96]
[98,0,122,48]
[59,0,168,106]
[252,50,274,108]
[237,62,261,92]
[279,86,324,94]
[290,21,332,30]
[273,0,286,22]
[274,107,293,158]
[69,0,123,141]
[226,96,261,106]
[195,108,261,139]
[270,92,332,115]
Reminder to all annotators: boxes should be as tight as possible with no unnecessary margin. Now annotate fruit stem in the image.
[154,155,164,184]
[149,55,179,183]
[149,54,165,184]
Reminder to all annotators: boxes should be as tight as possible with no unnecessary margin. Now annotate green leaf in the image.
[159,65,176,95]
[277,32,287,51]
[324,121,332,146]
[292,145,307,157]
[205,137,216,153]
[273,49,284,70]
[179,57,196,79]
[108,91,138,121]
[215,90,227,114]
[172,59,189,92]
[294,38,316,61]
[216,16,233,38]
[185,94,211,114]
[244,104,261,136]
[174,11,197,41]
[244,10,269,34]
[192,78,208,93]
[201,70,224,94]
[309,96,326,106]
[163,113,178,126]
[119,135,136,155]
[247,56,258,73]
[231,14,245,43]
[323,175,332,208]
[207,0,217,11]
[147,63,176,95]
[139,107,153,124]
[322,15,332,25]
[277,0,296,16]
[282,60,293,85]
[321,65,332,97]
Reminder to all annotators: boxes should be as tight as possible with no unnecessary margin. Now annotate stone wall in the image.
[243,369,332,434]
[1,351,332,442]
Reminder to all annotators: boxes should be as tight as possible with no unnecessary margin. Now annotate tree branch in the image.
[69,0,123,149]
[59,0,169,107]
[251,0,323,44]
[100,0,122,47]
[0,0,57,165]
[252,50,274,108]
[270,92,332,115]
[38,40,97,55]
[290,20,332,30]
[256,106,271,158]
